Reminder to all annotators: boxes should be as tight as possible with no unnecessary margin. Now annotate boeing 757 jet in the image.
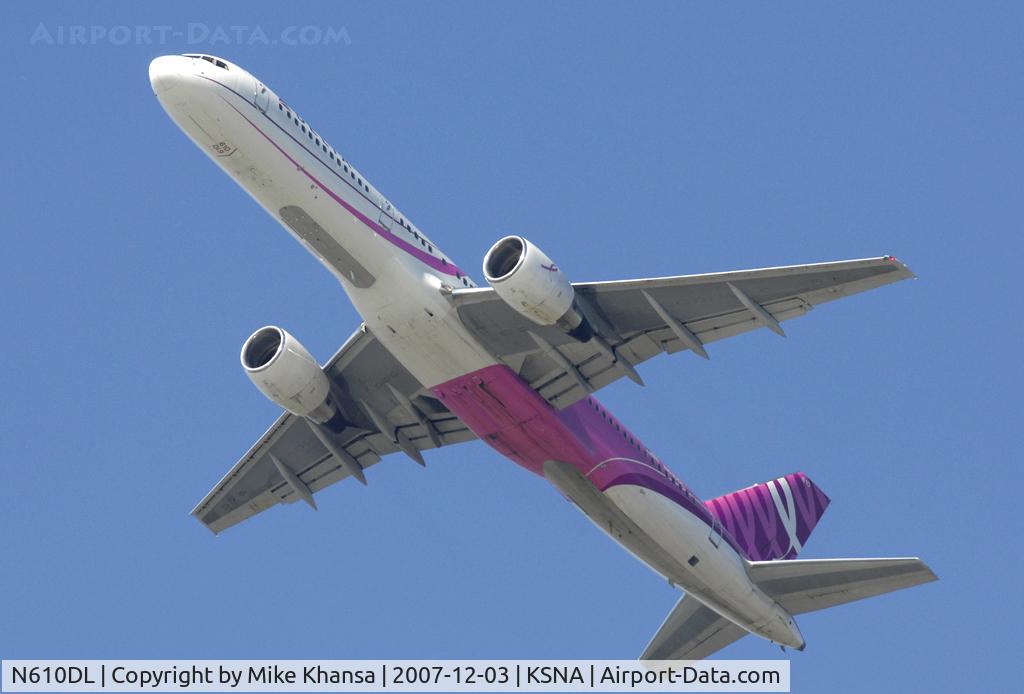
[151,54,936,659]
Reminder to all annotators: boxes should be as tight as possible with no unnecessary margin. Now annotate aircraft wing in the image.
[452,256,913,409]
[191,324,477,533]
[640,593,747,660]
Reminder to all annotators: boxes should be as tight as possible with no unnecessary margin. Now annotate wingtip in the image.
[883,254,916,279]
[915,558,939,583]
[190,510,220,536]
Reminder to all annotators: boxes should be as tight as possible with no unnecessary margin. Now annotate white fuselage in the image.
[151,54,803,650]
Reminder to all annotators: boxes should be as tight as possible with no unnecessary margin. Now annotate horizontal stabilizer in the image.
[640,594,747,661]
[640,557,936,660]
[749,557,937,615]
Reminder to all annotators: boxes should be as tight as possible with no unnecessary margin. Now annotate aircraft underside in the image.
[151,53,936,659]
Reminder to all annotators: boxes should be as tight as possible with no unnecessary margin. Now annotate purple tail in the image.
[705,472,830,561]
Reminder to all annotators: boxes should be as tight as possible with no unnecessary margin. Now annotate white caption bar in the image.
[2,660,788,693]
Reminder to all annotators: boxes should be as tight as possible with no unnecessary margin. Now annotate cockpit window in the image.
[182,54,229,70]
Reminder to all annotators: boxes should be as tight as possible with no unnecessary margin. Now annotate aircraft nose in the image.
[149,55,189,95]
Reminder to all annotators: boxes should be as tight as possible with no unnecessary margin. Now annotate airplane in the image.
[150,53,936,659]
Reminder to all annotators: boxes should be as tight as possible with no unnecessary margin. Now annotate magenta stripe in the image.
[430,363,750,560]
[216,92,466,278]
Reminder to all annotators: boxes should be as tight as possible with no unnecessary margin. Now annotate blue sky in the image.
[1,2,1021,692]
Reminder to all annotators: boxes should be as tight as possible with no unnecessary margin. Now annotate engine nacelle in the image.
[241,326,337,423]
[483,235,578,327]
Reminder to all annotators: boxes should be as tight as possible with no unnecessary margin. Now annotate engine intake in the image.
[483,235,578,327]
[241,326,337,423]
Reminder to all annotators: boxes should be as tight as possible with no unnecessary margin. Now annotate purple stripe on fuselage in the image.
[195,75,386,214]
[199,75,467,278]
[430,364,748,558]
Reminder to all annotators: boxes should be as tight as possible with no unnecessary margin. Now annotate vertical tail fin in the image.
[705,472,830,561]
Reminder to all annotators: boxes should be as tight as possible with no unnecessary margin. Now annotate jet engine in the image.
[482,235,583,329]
[240,326,337,423]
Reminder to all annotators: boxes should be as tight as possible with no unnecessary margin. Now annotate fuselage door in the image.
[377,196,394,231]
[708,516,723,548]
[254,80,271,113]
